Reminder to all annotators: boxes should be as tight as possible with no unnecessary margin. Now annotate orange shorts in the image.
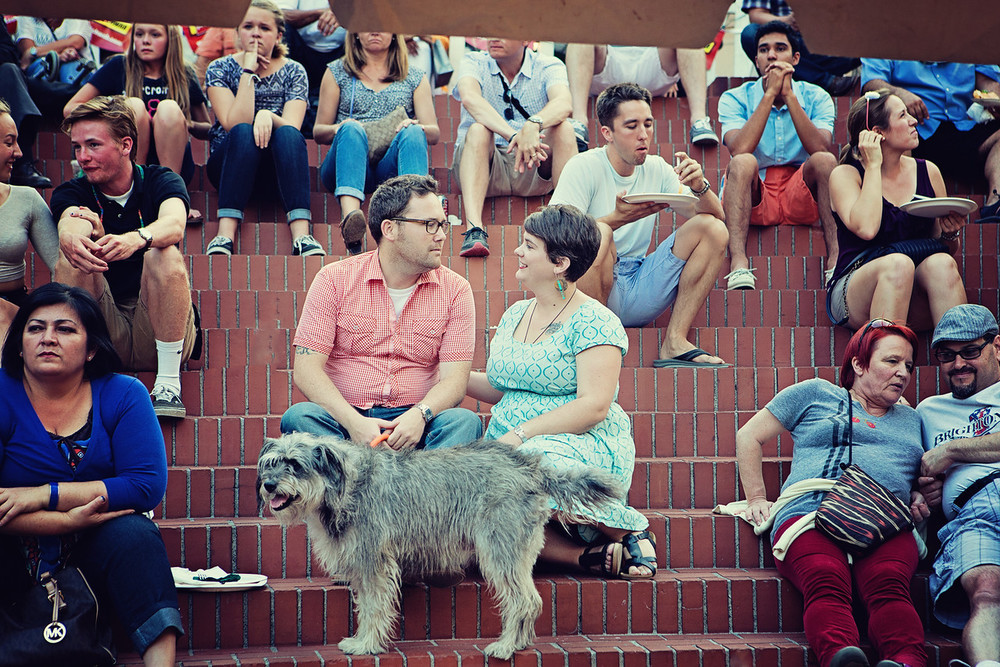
[749,164,819,226]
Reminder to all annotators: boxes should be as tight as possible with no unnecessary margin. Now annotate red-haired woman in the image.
[736,320,927,667]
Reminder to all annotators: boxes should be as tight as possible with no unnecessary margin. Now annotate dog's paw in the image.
[484,640,520,660]
[338,635,385,655]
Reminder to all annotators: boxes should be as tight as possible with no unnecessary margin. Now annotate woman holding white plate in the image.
[826,89,970,331]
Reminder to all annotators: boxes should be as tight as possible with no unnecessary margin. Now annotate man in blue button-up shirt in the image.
[717,21,838,291]
[862,60,1000,223]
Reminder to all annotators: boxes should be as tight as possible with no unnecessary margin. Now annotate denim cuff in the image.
[131,605,184,654]
[217,207,244,222]
[334,185,365,202]
[286,207,312,223]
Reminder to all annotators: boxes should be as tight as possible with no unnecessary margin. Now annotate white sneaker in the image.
[724,267,756,290]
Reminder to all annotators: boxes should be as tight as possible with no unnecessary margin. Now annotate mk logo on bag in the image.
[43,621,67,644]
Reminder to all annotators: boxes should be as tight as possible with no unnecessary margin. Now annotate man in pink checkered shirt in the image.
[281,175,482,449]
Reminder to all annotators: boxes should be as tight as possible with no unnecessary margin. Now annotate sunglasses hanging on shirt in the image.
[496,72,530,122]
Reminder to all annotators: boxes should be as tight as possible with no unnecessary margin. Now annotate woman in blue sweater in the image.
[0,283,181,666]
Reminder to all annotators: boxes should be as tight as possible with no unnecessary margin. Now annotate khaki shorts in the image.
[97,279,197,371]
[451,140,554,199]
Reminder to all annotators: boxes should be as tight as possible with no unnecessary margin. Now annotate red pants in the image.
[774,520,926,667]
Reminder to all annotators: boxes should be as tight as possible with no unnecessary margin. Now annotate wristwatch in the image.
[414,403,434,423]
[692,178,711,197]
[136,227,153,251]
[527,115,544,129]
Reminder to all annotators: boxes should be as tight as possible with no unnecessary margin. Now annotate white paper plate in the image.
[621,192,699,206]
[899,197,978,218]
[172,567,268,592]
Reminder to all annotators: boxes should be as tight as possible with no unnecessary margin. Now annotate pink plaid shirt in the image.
[294,252,475,409]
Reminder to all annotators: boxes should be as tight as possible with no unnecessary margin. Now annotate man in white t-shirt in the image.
[917,304,1000,667]
[549,83,729,368]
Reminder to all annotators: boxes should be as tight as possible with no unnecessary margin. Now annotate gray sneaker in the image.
[292,234,326,257]
[459,227,490,257]
[689,117,719,147]
[151,385,186,419]
[206,235,234,256]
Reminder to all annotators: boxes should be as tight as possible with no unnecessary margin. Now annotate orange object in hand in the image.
[369,431,390,448]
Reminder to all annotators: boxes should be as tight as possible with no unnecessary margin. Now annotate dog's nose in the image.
[263,481,277,493]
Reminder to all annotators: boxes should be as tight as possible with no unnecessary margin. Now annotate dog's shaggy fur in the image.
[256,433,622,659]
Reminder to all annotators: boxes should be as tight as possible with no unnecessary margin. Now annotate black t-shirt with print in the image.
[88,55,207,117]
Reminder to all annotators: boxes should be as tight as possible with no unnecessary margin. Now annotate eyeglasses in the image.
[860,318,895,339]
[393,217,449,235]
[934,339,991,363]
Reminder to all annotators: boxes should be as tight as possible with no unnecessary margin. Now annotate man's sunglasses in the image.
[934,339,992,364]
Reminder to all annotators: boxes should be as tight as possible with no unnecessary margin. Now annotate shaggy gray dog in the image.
[256,432,622,659]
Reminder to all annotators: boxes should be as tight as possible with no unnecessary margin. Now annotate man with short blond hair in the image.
[51,95,197,418]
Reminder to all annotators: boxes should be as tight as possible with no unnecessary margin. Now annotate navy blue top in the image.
[87,54,207,118]
[831,158,936,283]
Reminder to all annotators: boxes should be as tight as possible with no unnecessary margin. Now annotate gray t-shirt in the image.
[917,381,1000,520]
[765,378,923,542]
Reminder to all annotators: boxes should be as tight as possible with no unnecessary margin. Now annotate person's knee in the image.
[685,213,729,249]
[965,568,1000,612]
[280,402,332,434]
[878,253,917,287]
[919,252,962,282]
[143,245,189,287]
[464,123,493,149]
[803,151,837,180]
[229,122,255,143]
[89,513,160,547]
[397,123,428,148]
[549,119,577,149]
[125,97,151,127]
[272,123,305,145]
[726,153,759,184]
[150,100,185,130]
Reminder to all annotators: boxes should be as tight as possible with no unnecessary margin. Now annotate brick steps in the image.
[23,80,994,663]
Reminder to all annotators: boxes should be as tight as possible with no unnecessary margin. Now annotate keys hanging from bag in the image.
[0,566,116,667]
[814,389,914,557]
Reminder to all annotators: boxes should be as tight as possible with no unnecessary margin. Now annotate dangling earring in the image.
[555,278,566,299]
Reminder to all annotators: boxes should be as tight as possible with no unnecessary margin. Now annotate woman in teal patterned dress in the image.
[466,205,656,579]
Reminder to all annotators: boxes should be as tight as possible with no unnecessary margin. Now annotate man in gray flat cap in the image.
[916,304,1000,667]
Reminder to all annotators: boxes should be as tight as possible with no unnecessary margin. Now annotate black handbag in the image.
[0,566,117,667]
[826,237,949,326]
[814,391,914,557]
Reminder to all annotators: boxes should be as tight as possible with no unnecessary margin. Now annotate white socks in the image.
[154,339,184,394]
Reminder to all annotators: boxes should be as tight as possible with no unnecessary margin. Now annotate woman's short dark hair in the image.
[839,320,918,389]
[523,205,601,283]
[2,283,123,379]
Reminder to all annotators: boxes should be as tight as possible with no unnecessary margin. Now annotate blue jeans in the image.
[0,514,183,655]
[206,122,312,223]
[319,120,429,201]
[280,401,482,450]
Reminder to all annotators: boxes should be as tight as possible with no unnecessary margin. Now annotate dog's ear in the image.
[313,443,346,494]
[313,443,347,527]
[260,437,277,458]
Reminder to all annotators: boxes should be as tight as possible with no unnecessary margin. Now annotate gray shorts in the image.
[451,140,553,199]
[827,269,853,326]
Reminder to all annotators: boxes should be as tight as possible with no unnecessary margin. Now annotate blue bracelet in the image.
[48,482,59,511]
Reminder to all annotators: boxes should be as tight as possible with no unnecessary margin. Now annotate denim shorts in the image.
[607,231,685,327]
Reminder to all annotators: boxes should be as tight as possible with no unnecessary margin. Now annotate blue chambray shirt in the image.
[451,48,569,151]
[718,78,836,180]
[860,59,1000,140]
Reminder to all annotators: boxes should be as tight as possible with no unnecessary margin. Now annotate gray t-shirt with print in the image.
[764,378,923,542]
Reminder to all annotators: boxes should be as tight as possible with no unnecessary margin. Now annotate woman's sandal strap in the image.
[578,541,623,577]
[621,530,657,579]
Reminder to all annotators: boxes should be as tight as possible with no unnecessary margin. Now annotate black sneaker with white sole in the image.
[292,234,326,256]
[459,227,490,257]
[206,236,234,256]
[150,385,186,419]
